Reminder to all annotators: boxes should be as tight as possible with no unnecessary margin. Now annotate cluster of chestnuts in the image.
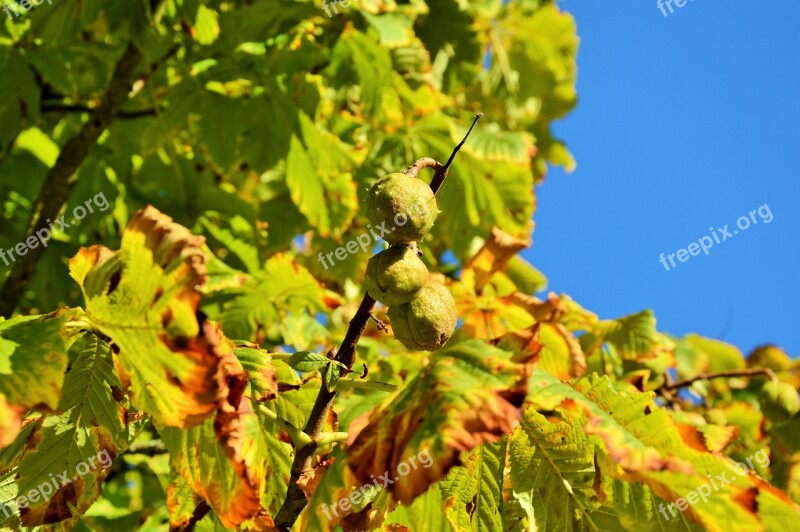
[364,172,458,351]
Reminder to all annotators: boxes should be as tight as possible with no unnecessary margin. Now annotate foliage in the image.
[0,1,799,531]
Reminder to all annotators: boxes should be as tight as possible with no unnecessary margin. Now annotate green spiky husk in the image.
[388,283,457,351]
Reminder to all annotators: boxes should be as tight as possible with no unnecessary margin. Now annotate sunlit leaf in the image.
[68,206,241,428]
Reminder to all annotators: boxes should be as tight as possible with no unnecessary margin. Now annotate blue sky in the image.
[524,1,800,355]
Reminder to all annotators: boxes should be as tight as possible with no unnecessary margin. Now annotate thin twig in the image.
[442,113,483,173]
[368,312,388,332]
[274,114,482,530]
[407,113,483,195]
[41,102,160,119]
[257,404,312,449]
[664,368,778,391]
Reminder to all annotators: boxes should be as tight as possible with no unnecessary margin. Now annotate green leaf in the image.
[327,28,404,127]
[362,12,414,47]
[278,312,330,351]
[285,113,359,239]
[506,255,548,294]
[385,485,449,530]
[166,474,204,530]
[161,402,269,528]
[287,351,331,373]
[199,92,243,173]
[524,371,800,530]
[68,206,243,428]
[464,122,536,164]
[234,346,278,402]
[346,339,534,514]
[12,127,60,167]
[509,406,616,531]
[0,49,41,153]
[203,253,329,344]
[600,478,703,531]
[682,334,747,374]
[537,322,587,380]
[581,310,658,360]
[0,334,126,528]
[194,5,220,45]
[199,215,261,275]
[0,312,69,411]
[324,361,341,391]
[140,79,203,154]
[440,439,507,531]
[436,151,535,261]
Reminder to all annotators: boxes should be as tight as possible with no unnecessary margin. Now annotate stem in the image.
[664,368,778,391]
[257,404,313,449]
[442,113,483,173]
[274,114,482,530]
[367,312,388,332]
[407,113,483,195]
[64,319,99,334]
[274,295,375,529]
[315,432,350,447]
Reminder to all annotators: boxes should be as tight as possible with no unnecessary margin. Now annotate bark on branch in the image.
[0,42,157,317]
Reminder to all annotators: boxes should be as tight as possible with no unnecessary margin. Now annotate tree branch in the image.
[663,368,778,391]
[273,113,482,531]
[40,102,160,119]
[0,36,173,317]
[274,294,375,529]
[185,500,211,531]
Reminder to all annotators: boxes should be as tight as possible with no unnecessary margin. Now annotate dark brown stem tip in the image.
[441,113,483,173]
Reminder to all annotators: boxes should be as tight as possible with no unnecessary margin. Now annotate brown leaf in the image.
[346,341,533,507]
[465,228,529,292]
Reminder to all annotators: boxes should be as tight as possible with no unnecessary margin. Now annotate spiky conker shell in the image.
[759,381,800,423]
[388,283,457,351]
[365,245,428,307]
[366,173,438,244]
